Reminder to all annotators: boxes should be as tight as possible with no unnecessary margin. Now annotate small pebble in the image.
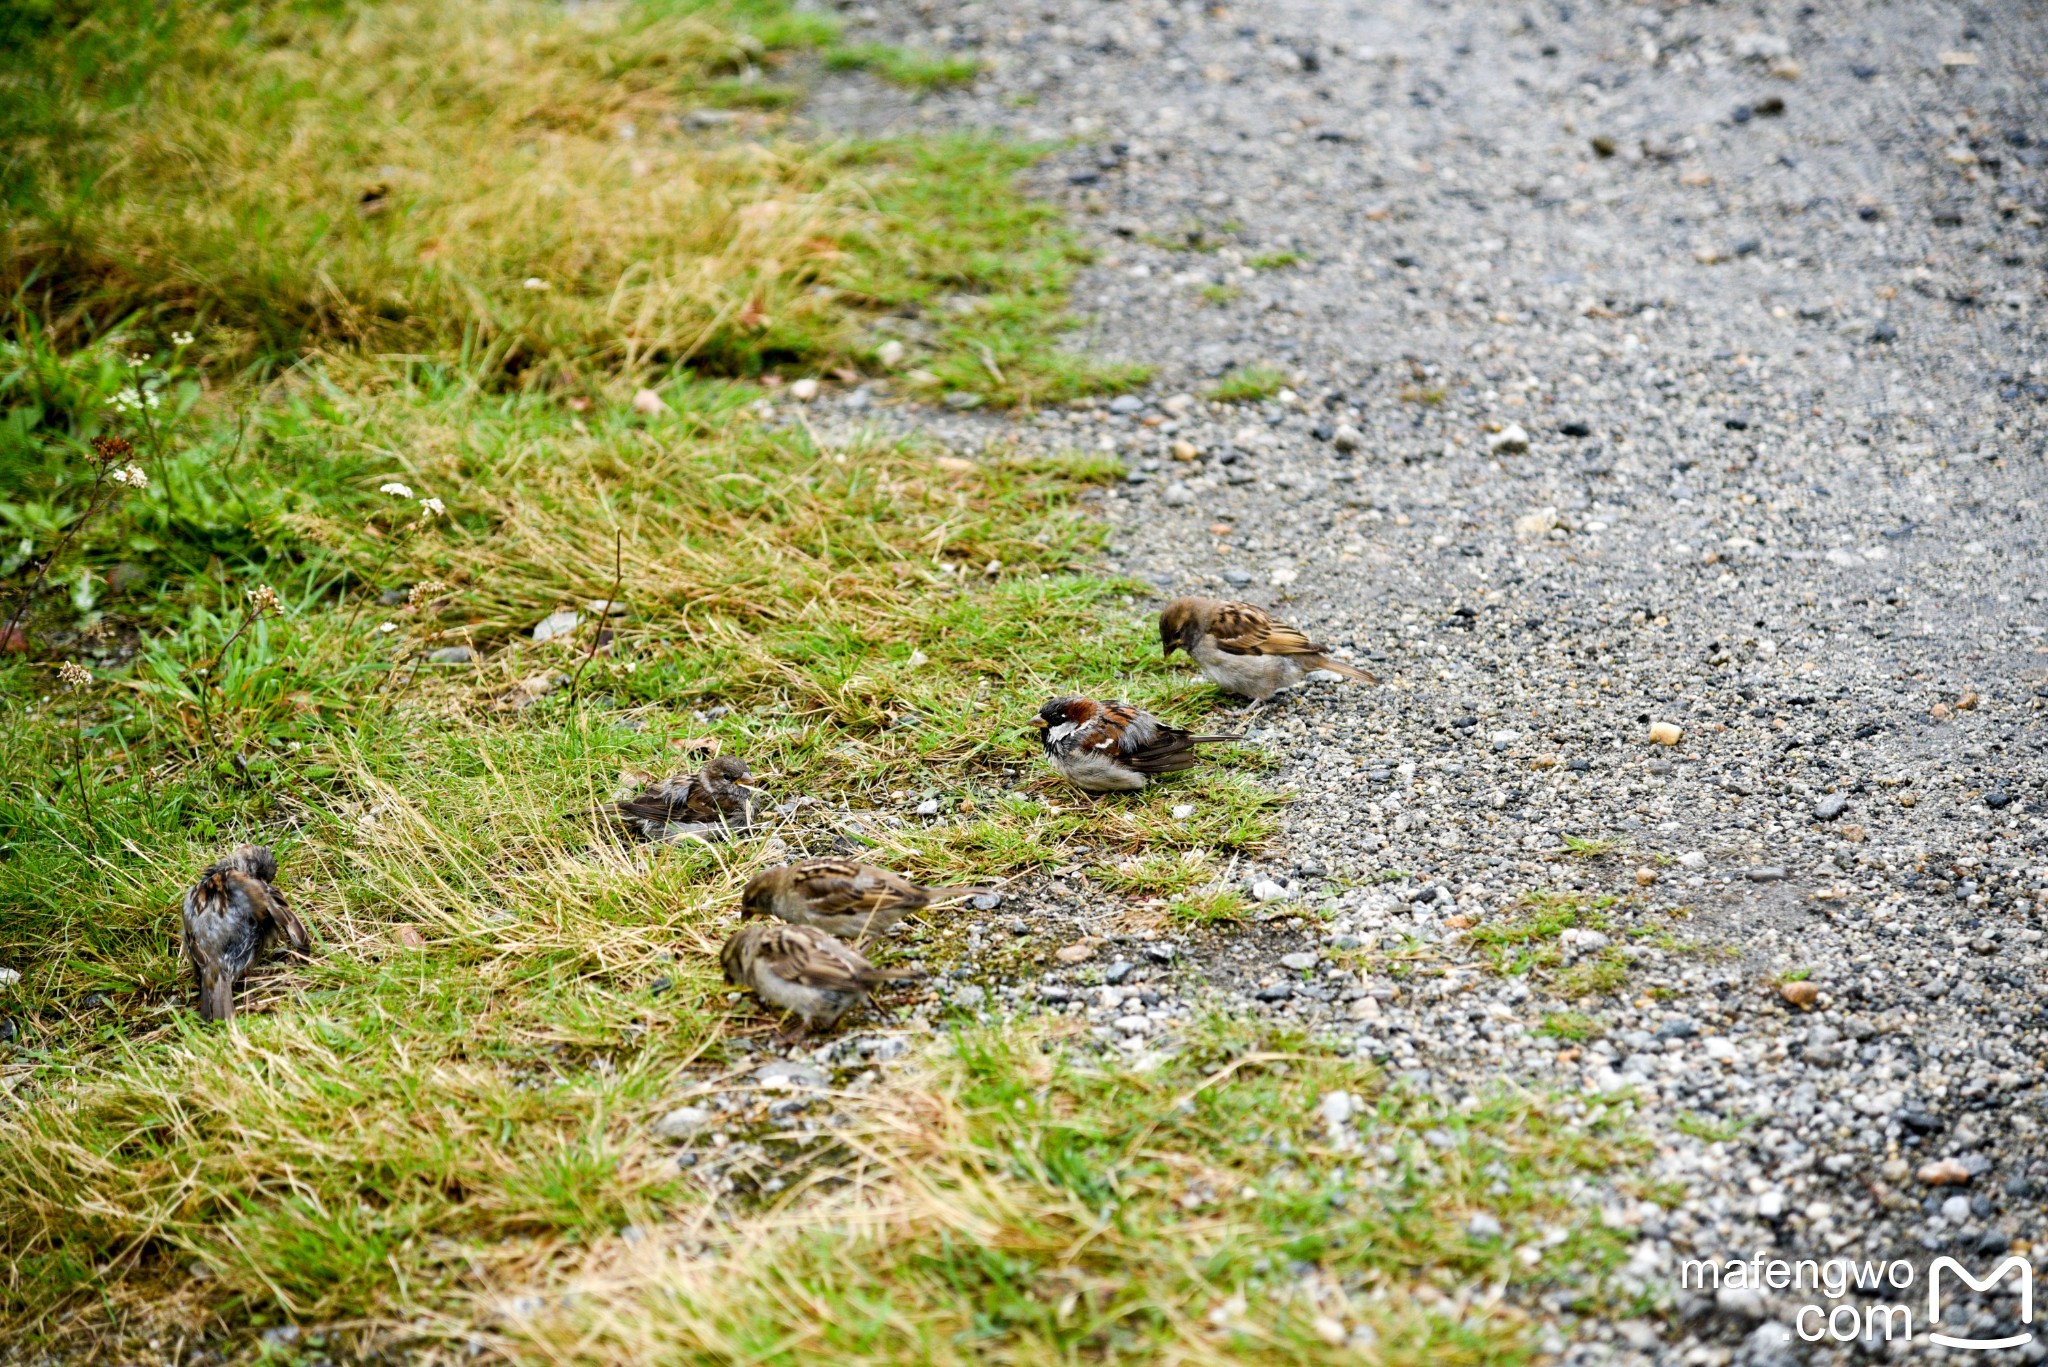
[1917,1158,1972,1186]
[1250,879,1290,902]
[1279,952,1317,971]
[1779,981,1820,1009]
[1486,423,1530,454]
[1648,721,1683,746]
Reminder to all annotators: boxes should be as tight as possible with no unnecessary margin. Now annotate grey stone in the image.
[754,1061,829,1089]
[1280,951,1317,971]
[1814,793,1848,821]
[426,645,477,664]
[651,1105,712,1139]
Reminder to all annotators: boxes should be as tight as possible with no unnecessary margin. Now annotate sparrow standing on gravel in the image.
[719,922,922,1034]
[1159,597,1378,703]
[1033,696,1240,793]
[614,754,761,840]
[741,858,990,942]
[181,844,310,1022]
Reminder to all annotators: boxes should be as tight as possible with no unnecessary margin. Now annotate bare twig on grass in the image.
[570,529,623,704]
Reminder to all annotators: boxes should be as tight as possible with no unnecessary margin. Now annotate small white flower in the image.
[109,464,149,489]
[420,497,445,518]
[379,482,414,499]
[522,277,551,291]
[171,331,195,346]
[246,584,281,616]
[106,387,157,411]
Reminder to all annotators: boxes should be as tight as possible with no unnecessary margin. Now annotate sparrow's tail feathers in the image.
[1188,732,1246,745]
[1313,656,1380,685]
[860,964,927,985]
[925,885,994,905]
[199,969,235,1022]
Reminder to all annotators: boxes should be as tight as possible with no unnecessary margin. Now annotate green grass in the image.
[515,1019,1643,1364]
[1673,1111,1753,1145]
[1205,364,1287,404]
[1536,1012,1603,1043]
[0,0,1136,403]
[824,42,983,91]
[1560,835,1622,861]
[1198,283,1241,307]
[1245,250,1302,270]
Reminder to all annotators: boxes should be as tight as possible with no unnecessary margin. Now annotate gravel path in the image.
[784,3,2048,1362]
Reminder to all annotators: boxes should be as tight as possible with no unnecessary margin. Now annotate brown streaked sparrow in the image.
[719,922,921,1033]
[181,844,310,1022]
[1033,696,1240,793]
[741,858,990,942]
[615,754,762,841]
[1159,596,1378,702]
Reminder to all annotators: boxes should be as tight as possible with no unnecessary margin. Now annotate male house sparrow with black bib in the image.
[719,922,922,1034]
[1033,696,1240,793]
[181,844,310,1022]
[1159,597,1378,703]
[742,858,990,942]
[614,754,762,840]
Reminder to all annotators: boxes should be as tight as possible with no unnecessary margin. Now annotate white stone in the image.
[1114,1014,1151,1034]
[531,609,581,643]
[1251,879,1290,902]
[631,387,669,415]
[1280,952,1317,971]
[1466,1211,1504,1240]
[1319,1090,1357,1125]
[1486,423,1530,454]
[1678,851,1708,870]
[1756,1191,1784,1219]
[875,339,906,368]
[789,378,820,401]
[0,967,18,988]
[1332,424,1363,452]
[1514,506,1560,537]
[1171,804,1196,820]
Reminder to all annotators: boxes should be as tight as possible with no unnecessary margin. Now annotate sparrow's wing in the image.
[1093,705,1202,774]
[1210,602,1328,657]
[617,776,697,824]
[264,883,311,956]
[759,926,898,992]
[792,861,926,915]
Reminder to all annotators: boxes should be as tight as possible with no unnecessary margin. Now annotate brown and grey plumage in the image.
[181,844,309,1022]
[1159,596,1378,702]
[1033,695,1240,793]
[614,754,762,841]
[741,858,990,942]
[719,922,922,1033]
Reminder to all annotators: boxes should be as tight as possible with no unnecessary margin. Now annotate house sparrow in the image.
[1159,597,1378,702]
[614,754,761,840]
[181,844,310,1022]
[719,922,921,1033]
[741,858,989,942]
[1033,696,1240,793]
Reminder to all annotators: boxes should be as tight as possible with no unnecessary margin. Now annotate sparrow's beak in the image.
[1031,716,1048,730]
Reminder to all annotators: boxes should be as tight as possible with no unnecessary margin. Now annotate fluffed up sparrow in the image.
[1033,695,1241,793]
[719,921,921,1033]
[742,858,990,942]
[181,844,310,1022]
[614,754,762,841]
[1159,596,1377,702]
